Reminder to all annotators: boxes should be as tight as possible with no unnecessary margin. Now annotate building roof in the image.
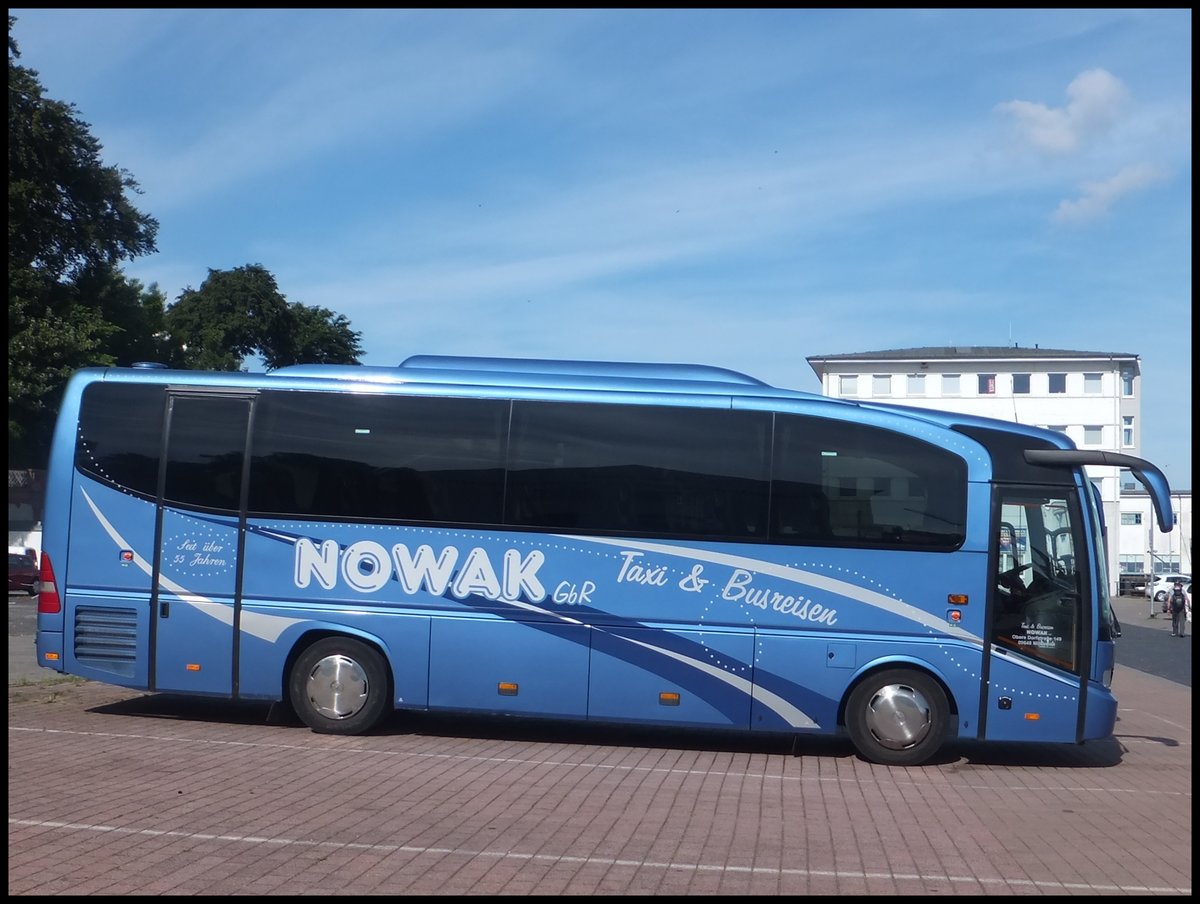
[806,345,1139,363]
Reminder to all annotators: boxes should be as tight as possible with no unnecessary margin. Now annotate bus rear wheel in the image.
[845,668,948,766]
[289,637,391,735]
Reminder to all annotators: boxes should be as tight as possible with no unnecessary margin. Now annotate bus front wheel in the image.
[845,668,948,766]
[289,637,391,735]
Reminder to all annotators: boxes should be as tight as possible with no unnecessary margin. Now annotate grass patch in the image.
[9,674,88,689]
[8,675,91,704]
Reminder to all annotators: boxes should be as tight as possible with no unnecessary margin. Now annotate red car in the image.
[8,552,40,597]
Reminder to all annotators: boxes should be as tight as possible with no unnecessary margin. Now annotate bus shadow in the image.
[88,693,277,727]
[88,693,857,758]
[379,710,858,758]
[88,695,1141,767]
[941,736,1126,768]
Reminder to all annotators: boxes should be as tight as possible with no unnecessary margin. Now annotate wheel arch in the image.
[282,627,396,704]
[837,656,959,729]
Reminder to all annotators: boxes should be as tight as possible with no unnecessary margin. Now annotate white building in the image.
[806,346,1191,595]
[1118,491,1193,582]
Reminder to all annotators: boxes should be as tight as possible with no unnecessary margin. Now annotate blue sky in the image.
[9,9,1192,489]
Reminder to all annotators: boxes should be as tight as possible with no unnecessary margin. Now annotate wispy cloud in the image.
[116,44,547,211]
[994,68,1179,224]
[995,68,1129,156]
[1052,163,1169,224]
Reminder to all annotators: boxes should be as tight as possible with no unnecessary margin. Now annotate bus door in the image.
[152,393,253,696]
[983,487,1088,742]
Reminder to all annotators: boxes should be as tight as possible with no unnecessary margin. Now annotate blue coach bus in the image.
[34,355,1175,765]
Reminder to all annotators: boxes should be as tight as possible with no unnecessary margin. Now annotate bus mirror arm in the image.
[1022,449,1175,532]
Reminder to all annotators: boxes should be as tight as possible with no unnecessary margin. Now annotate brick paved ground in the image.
[7,660,1191,895]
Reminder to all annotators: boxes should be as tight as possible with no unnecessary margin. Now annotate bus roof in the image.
[265,357,828,400]
[398,354,770,385]
[269,355,773,390]
[79,361,1081,439]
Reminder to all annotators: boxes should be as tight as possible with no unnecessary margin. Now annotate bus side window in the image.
[583,479,637,533]
[249,463,297,515]
[772,482,831,542]
[375,467,431,521]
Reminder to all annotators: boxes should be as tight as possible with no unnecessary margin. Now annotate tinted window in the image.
[76,383,166,497]
[772,414,966,549]
[249,391,507,523]
[76,385,975,551]
[164,396,250,513]
[507,402,771,538]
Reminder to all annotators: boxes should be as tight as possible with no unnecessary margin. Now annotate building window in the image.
[1047,425,1068,434]
[1083,373,1102,394]
[872,374,891,396]
[906,374,925,395]
[1121,512,1142,525]
[1083,425,1103,444]
[1119,555,1145,574]
[943,374,960,395]
[1048,373,1067,393]
[839,374,858,396]
[1121,370,1134,396]
[1122,416,1134,447]
[978,373,996,395]
[1119,468,1138,491]
[1012,373,1031,394]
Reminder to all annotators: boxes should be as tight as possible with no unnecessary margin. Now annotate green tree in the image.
[73,268,177,366]
[261,303,364,369]
[164,264,363,371]
[8,18,160,463]
[165,265,290,371]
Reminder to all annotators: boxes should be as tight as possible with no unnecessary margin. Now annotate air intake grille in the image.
[74,606,138,664]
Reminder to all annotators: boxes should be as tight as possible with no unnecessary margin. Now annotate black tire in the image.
[845,668,949,766]
[1154,590,1168,603]
[288,636,391,735]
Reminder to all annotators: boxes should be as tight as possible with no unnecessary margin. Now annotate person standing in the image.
[1168,581,1189,637]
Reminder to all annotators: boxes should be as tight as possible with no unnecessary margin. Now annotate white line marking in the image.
[5,817,1190,894]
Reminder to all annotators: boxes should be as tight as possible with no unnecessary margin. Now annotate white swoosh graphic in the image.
[80,488,300,643]
[559,534,981,644]
[456,589,820,727]
[617,632,817,727]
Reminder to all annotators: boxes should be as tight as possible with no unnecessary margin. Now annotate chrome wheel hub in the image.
[863,683,932,750]
[306,654,369,720]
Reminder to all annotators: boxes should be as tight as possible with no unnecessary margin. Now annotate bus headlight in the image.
[1101,665,1114,689]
